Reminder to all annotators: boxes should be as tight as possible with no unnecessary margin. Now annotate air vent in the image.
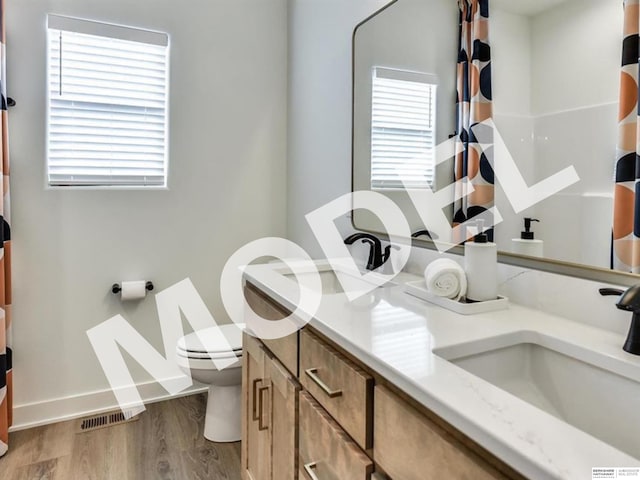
[76,409,140,433]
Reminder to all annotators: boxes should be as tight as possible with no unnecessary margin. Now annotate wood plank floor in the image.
[0,394,242,480]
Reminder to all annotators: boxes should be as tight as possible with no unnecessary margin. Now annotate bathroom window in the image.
[46,15,169,187]
[370,67,437,190]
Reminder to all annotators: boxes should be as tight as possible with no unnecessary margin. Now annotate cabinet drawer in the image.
[374,385,512,480]
[299,391,373,480]
[244,283,298,376]
[299,329,373,449]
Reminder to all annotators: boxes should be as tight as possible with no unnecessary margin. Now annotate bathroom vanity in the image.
[241,283,519,480]
[241,260,640,480]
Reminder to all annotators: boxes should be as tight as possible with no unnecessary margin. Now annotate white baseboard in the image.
[9,378,208,432]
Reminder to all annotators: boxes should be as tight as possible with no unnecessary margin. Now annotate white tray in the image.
[404,280,508,315]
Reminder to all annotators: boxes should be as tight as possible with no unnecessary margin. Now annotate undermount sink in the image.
[282,267,393,295]
[434,332,640,459]
[282,270,351,294]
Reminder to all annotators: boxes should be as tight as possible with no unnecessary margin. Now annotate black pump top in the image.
[474,231,488,243]
[473,219,488,243]
[521,218,540,240]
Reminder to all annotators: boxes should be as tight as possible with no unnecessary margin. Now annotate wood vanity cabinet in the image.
[242,283,524,480]
[241,333,300,480]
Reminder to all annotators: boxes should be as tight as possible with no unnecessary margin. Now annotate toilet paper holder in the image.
[112,281,154,295]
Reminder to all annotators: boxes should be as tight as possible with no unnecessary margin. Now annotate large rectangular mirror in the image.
[352,0,458,232]
[352,0,637,283]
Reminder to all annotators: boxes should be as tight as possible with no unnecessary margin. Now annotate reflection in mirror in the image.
[492,0,621,270]
[612,0,640,273]
[352,0,626,274]
[353,0,458,235]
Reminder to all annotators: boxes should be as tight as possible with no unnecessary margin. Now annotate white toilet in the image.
[176,324,243,442]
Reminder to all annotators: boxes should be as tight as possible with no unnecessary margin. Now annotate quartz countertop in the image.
[243,260,640,480]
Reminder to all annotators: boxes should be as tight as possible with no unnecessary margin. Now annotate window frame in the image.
[45,15,170,190]
[370,66,438,192]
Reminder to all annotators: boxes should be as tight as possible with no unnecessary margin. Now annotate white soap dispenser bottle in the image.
[512,218,544,257]
[464,220,498,302]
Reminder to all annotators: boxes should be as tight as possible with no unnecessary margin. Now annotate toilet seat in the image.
[176,323,244,360]
[176,348,242,360]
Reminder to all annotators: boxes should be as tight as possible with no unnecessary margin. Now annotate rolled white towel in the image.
[424,258,467,300]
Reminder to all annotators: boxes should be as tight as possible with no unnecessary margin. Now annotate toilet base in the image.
[204,384,242,442]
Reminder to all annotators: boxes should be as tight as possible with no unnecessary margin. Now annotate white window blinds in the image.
[46,15,169,187]
[371,67,437,190]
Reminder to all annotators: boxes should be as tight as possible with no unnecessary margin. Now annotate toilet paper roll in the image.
[120,280,147,301]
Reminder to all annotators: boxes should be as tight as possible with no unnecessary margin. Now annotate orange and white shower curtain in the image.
[453,0,494,241]
[0,0,12,458]
[613,0,640,272]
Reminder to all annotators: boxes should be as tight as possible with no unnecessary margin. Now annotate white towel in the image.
[424,258,467,301]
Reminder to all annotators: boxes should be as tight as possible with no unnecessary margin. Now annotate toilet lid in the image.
[177,323,244,355]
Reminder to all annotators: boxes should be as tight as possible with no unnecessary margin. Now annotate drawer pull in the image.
[251,378,261,421]
[305,368,343,398]
[258,383,271,431]
[303,462,320,480]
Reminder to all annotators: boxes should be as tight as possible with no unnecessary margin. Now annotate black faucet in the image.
[411,229,439,240]
[344,233,391,271]
[599,286,640,355]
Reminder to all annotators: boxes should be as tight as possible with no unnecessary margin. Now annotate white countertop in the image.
[243,260,640,480]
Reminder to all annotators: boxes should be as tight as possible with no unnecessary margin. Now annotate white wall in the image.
[492,0,621,268]
[530,0,620,268]
[287,0,388,258]
[8,0,287,426]
[531,0,621,115]
[491,8,537,249]
[492,9,532,117]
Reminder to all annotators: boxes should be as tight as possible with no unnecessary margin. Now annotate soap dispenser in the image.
[512,218,544,257]
[464,219,498,302]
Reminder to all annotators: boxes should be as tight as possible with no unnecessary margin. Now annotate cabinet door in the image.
[242,334,271,480]
[374,385,512,480]
[266,353,300,480]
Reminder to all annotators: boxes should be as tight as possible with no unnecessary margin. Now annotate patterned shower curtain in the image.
[0,0,12,458]
[613,0,640,272]
[453,0,494,241]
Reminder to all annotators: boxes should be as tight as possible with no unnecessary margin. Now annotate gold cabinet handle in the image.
[305,368,343,398]
[257,383,271,431]
[303,462,320,480]
[251,378,261,421]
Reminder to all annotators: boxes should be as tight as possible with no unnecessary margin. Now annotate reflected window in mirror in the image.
[371,67,437,191]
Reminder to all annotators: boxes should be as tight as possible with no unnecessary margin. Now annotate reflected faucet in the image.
[344,233,391,271]
[411,229,439,240]
[599,286,640,355]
